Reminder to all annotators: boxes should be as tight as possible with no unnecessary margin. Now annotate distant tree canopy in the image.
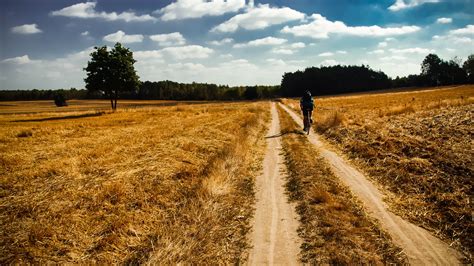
[0,88,94,101]
[281,65,391,97]
[421,54,467,86]
[136,81,278,101]
[421,54,443,86]
[463,54,474,84]
[281,53,473,97]
[393,53,471,88]
[84,43,140,110]
[0,84,279,101]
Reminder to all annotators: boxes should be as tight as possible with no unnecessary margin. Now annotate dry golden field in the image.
[0,101,269,263]
[0,99,206,115]
[276,105,407,264]
[284,85,474,261]
[2,85,472,263]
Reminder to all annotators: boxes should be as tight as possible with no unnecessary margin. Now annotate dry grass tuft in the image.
[426,96,474,110]
[16,130,33,138]
[379,104,415,117]
[277,105,407,264]
[0,101,269,263]
[315,110,346,133]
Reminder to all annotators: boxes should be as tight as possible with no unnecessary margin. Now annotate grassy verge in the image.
[276,105,407,264]
[0,102,269,263]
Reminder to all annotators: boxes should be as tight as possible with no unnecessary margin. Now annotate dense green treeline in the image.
[281,65,390,97]
[391,54,473,88]
[0,88,94,101]
[0,82,279,101]
[136,81,279,100]
[281,53,474,97]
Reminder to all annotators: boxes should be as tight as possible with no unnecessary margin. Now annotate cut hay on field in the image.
[0,102,269,263]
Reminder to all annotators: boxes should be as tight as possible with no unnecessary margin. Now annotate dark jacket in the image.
[300,95,314,110]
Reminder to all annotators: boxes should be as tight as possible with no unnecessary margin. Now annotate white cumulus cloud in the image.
[209,38,234,46]
[160,45,214,60]
[233,37,287,48]
[220,53,234,59]
[388,0,439,12]
[228,59,250,65]
[321,59,338,66]
[0,47,94,89]
[290,42,306,49]
[150,32,186,46]
[432,34,473,45]
[271,42,306,54]
[11,24,42,34]
[272,48,294,55]
[51,2,156,22]
[318,52,334,57]
[381,55,407,61]
[282,14,420,39]
[436,17,452,24]
[135,45,214,61]
[266,58,286,66]
[168,62,206,71]
[1,55,34,64]
[389,47,434,54]
[368,49,385,55]
[430,25,474,46]
[449,25,474,35]
[212,4,305,32]
[103,30,144,43]
[157,0,246,21]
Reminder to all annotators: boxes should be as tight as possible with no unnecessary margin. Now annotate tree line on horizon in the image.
[281,53,474,97]
[0,82,280,102]
[0,42,472,103]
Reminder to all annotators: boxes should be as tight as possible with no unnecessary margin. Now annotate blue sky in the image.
[1,0,473,89]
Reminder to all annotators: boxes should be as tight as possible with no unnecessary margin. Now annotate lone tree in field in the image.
[84,43,140,110]
[53,90,68,107]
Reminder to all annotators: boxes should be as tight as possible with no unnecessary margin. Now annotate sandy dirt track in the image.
[280,103,461,265]
[247,103,301,265]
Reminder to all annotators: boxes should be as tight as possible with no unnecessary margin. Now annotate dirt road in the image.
[247,103,301,265]
[280,103,461,265]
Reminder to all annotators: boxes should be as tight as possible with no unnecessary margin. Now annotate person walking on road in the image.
[300,90,314,132]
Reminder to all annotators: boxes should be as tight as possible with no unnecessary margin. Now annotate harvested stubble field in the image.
[0,101,269,263]
[276,105,407,264]
[0,99,206,115]
[284,85,474,262]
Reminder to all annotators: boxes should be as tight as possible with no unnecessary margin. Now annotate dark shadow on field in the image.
[11,112,105,122]
[266,129,304,139]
